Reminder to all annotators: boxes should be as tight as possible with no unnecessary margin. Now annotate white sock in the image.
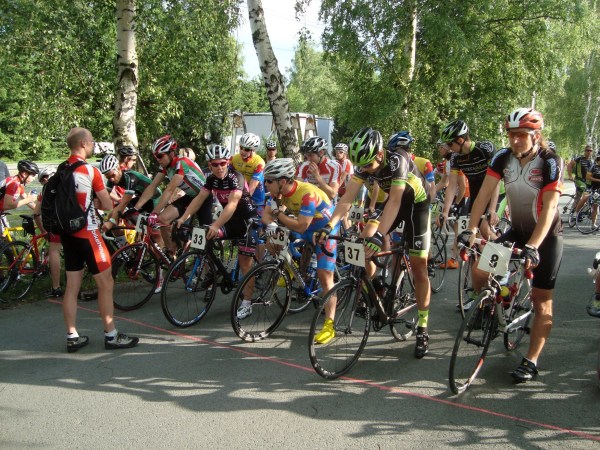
[105,329,118,339]
[242,300,251,307]
[67,332,79,340]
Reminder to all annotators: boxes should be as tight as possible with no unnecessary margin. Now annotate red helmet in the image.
[505,108,544,130]
[152,135,178,156]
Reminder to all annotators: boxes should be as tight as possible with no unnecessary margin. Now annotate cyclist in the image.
[588,252,600,317]
[458,108,563,383]
[0,160,39,213]
[583,154,600,228]
[99,155,163,246]
[296,136,341,201]
[334,143,354,197]
[265,139,278,162]
[568,145,593,191]
[262,158,338,338]
[117,145,138,171]
[175,144,259,318]
[135,135,211,254]
[231,133,266,215]
[317,128,432,358]
[33,166,62,298]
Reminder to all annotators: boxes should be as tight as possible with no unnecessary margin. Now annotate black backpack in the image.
[41,160,92,234]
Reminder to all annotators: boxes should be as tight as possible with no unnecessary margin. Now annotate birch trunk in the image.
[114,0,143,171]
[247,0,300,162]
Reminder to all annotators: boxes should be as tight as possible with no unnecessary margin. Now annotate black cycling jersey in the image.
[588,163,600,190]
[450,141,495,200]
[108,170,161,199]
[202,168,257,219]
[573,156,593,182]
[489,147,563,238]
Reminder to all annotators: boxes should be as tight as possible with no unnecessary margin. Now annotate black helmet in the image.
[118,146,137,157]
[17,160,39,175]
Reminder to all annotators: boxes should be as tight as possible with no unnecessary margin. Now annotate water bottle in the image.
[500,285,511,309]
[310,253,317,271]
[29,189,38,206]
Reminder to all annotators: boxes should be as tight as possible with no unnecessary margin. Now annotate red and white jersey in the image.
[336,158,354,196]
[296,157,341,187]
[67,155,106,237]
[0,176,25,211]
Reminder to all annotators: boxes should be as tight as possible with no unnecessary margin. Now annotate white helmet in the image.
[100,154,120,174]
[38,166,57,182]
[205,144,231,161]
[264,158,296,180]
[239,133,260,151]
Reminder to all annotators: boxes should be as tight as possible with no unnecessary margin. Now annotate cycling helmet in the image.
[266,139,277,149]
[118,145,137,157]
[440,120,469,143]
[264,158,296,180]
[152,134,178,155]
[300,136,327,154]
[38,166,56,182]
[348,127,383,166]
[179,148,196,161]
[387,131,414,150]
[436,138,444,147]
[547,140,556,152]
[100,154,120,174]
[334,143,349,153]
[239,133,260,151]
[205,144,231,161]
[17,160,39,175]
[505,108,544,130]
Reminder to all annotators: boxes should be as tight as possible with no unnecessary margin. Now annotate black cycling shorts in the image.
[220,216,258,256]
[172,195,213,226]
[390,200,431,257]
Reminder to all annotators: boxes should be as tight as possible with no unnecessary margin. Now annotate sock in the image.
[67,332,79,340]
[242,300,252,307]
[417,309,429,328]
[105,329,118,340]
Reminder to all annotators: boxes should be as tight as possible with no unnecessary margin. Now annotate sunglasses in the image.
[265,178,278,184]
[209,161,228,168]
[267,148,277,151]
[507,130,536,139]
[240,146,253,152]
[155,153,168,159]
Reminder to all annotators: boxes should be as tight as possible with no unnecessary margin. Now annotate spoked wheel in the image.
[230,260,290,341]
[457,256,475,319]
[559,193,576,227]
[449,291,498,395]
[503,264,534,351]
[308,279,370,379]
[0,241,36,301]
[0,241,27,293]
[576,203,598,234]
[428,226,447,293]
[112,243,160,311]
[161,250,217,327]
[388,263,417,341]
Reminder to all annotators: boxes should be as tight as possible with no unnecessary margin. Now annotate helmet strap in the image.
[515,142,538,160]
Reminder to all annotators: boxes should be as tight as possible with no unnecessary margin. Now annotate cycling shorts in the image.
[496,230,563,290]
[171,195,212,226]
[300,217,339,272]
[389,200,431,257]
[220,216,258,257]
[575,179,587,194]
[61,229,111,275]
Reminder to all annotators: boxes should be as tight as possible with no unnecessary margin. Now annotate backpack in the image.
[41,160,92,234]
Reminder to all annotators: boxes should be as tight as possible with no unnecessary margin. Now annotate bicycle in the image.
[0,215,50,301]
[575,189,600,234]
[559,191,579,228]
[0,212,27,244]
[307,235,417,379]
[448,238,533,394]
[230,227,331,341]
[161,223,258,328]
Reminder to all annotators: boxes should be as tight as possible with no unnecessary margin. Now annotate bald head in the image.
[66,127,93,150]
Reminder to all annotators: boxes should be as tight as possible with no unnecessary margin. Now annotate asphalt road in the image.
[1,190,599,449]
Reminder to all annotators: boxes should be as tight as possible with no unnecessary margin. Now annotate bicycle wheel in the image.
[559,193,575,226]
[504,264,533,351]
[0,240,27,293]
[389,266,418,341]
[0,241,36,301]
[449,291,498,395]
[161,250,217,327]
[576,203,596,234]
[112,243,160,311]
[308,278,370,379]
[230,260,290,341]
[457,255,474,319]
[428,225,447,293]
[79,267,98,301]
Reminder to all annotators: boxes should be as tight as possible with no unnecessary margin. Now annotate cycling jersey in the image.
[573,155,593,181]
[107,170,162,208]
[336,158,354,196]
[202,168,257,220]
[0,176,25,211]
[588,164,600,190]
[296,157,341,186]
[450,141,495,201]
[410,154,435,183]
[231,153,266,206]
[488,147,563,238]
[161,156,206,197]
[366,177,387,204]
[279,181,333,224]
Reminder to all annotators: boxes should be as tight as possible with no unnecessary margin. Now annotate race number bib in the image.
[345,241,365,267]
[190,227,206,250]
[479,242,512,275]
[457,216,470,234]
[269,227,290,247]
[348,206,364,223]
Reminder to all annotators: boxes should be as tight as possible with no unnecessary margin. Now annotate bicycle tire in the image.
[576,202,596,234]
[457,255,474,319]
[428,225,447,293]
[0,240,27,292]
[79,267,98,301]
[559,193,576,227]
[230,260,290,341]
[308,278,370,379]
[389,266,418,341]
[449,290,498,395]
[161,250,217,327]
[112,243,160,311]
[503,264,533,351]
[0,241,36,301]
